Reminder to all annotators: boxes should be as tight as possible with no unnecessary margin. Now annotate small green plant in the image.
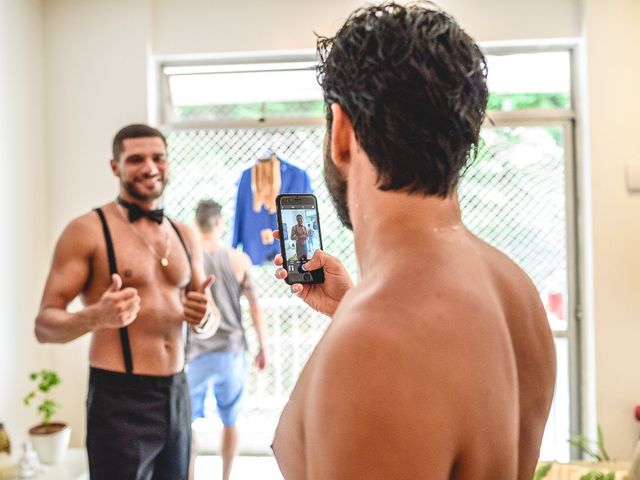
[569,425,611,462]
[23,370,61,425]
[534,462,554,479]
[579,471,615,480]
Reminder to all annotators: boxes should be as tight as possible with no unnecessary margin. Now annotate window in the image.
[158,47,579,461]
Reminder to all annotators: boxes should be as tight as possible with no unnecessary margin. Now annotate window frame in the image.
[153,39,584,460]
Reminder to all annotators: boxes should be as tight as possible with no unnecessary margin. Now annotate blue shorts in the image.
[187,351,247,427]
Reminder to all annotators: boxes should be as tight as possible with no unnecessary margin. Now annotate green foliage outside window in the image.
[488,92,570,111]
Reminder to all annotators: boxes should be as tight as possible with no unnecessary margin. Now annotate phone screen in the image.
[276,194,325,284]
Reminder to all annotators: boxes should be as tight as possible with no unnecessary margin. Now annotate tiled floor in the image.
[195,455,284,480]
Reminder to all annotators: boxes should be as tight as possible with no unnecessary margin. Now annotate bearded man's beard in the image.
[323,133,352,230]
[121,176,167,202]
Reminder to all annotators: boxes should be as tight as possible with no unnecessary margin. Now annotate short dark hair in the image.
[317,1,488,196]
[195,199,222,232]
[112,124,167,161]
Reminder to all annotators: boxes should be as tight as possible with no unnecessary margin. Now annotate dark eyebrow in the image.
[124,154,144,162]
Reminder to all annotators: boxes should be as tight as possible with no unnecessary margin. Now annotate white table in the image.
[32,448,88,480]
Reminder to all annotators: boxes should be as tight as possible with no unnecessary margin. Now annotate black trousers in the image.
[86,367,191,480]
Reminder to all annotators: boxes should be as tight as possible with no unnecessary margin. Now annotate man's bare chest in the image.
[90,220,191,292]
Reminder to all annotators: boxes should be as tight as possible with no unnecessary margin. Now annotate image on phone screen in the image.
[276,194,324,284]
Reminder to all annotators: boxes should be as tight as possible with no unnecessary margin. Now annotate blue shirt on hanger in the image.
[232,158,312,264]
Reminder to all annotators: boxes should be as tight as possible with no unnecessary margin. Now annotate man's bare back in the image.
[273,227,555,480]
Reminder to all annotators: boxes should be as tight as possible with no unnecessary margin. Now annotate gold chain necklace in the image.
[117,205,171,267]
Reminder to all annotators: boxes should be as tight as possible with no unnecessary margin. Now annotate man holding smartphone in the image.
[35,124,219,480]
[272,3,556,480]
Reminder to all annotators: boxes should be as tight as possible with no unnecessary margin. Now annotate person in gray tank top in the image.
[187,200,268,480]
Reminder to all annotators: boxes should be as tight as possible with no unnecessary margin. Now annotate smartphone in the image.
[276,194,325,285]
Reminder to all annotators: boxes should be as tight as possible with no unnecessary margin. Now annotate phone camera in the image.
[303,273,311,282]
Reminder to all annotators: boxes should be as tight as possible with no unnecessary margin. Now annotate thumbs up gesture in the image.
[94,274,141,329]
[183,275,215,326]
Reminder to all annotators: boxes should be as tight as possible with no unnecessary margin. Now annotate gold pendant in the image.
[160,258,169,267]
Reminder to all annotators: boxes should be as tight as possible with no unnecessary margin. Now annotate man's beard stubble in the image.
[122,176,167,202]
[323,134,353,231]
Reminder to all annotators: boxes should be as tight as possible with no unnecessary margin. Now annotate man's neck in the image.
[118,191,160,211]
[351,187,463,278]
[200,232,221,252]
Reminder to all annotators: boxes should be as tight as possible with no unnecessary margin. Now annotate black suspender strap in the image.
[166,218,194,364]
[94,208,134,375]
[167,218,192,280]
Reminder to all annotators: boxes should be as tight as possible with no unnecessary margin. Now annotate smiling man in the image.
[35,124,219,480]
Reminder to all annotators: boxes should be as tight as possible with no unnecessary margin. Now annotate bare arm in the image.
[239,253,268,369]
[35,216,140,343]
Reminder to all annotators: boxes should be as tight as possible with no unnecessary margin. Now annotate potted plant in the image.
[535,426,629,479]
[23,369,70,464]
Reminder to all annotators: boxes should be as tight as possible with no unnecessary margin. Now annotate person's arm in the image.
[179,223,220,332]
[304,312,456,479]
[273,231,354,317]
[290,226,297,241]
[35,216,141,343]
[239,253,268,370]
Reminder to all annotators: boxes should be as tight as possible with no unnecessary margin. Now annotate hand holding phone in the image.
[276,194,324,284]
[273,233,355,317]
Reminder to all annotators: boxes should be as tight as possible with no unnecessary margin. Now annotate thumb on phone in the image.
[301,250,326,272]
[110,273,122,292]
[197,274,214,293]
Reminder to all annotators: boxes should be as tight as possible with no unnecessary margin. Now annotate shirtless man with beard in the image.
[35,124,219,480]
[271,3,556,479]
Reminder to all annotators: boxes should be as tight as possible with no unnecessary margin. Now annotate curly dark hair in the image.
[317,1,488,196]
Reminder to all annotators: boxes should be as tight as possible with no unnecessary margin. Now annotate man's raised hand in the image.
[273,230,354,317]
[184,275,214,326]
[93,274,141,329]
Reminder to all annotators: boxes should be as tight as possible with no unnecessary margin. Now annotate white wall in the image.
[152,0,580,55]
[0,0,49,455]
[583,0,640,459]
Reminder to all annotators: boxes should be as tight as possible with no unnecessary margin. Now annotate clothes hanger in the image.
[257,146,277,162]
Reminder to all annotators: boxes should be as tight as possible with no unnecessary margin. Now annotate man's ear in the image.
[110,158,119,177]
[330,103,356,169]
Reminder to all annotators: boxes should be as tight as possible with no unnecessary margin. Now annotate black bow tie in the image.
[117,197,164,224]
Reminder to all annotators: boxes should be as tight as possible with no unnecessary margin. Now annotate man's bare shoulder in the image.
[473,234,541,300]
[303,304,463,478]
[314,292,484,387]
[226,247,251,269]
[168,218,189,237]
[56,210,102,249]
[169,220,198,250]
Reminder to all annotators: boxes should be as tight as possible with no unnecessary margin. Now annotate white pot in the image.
[28,423,71,465]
